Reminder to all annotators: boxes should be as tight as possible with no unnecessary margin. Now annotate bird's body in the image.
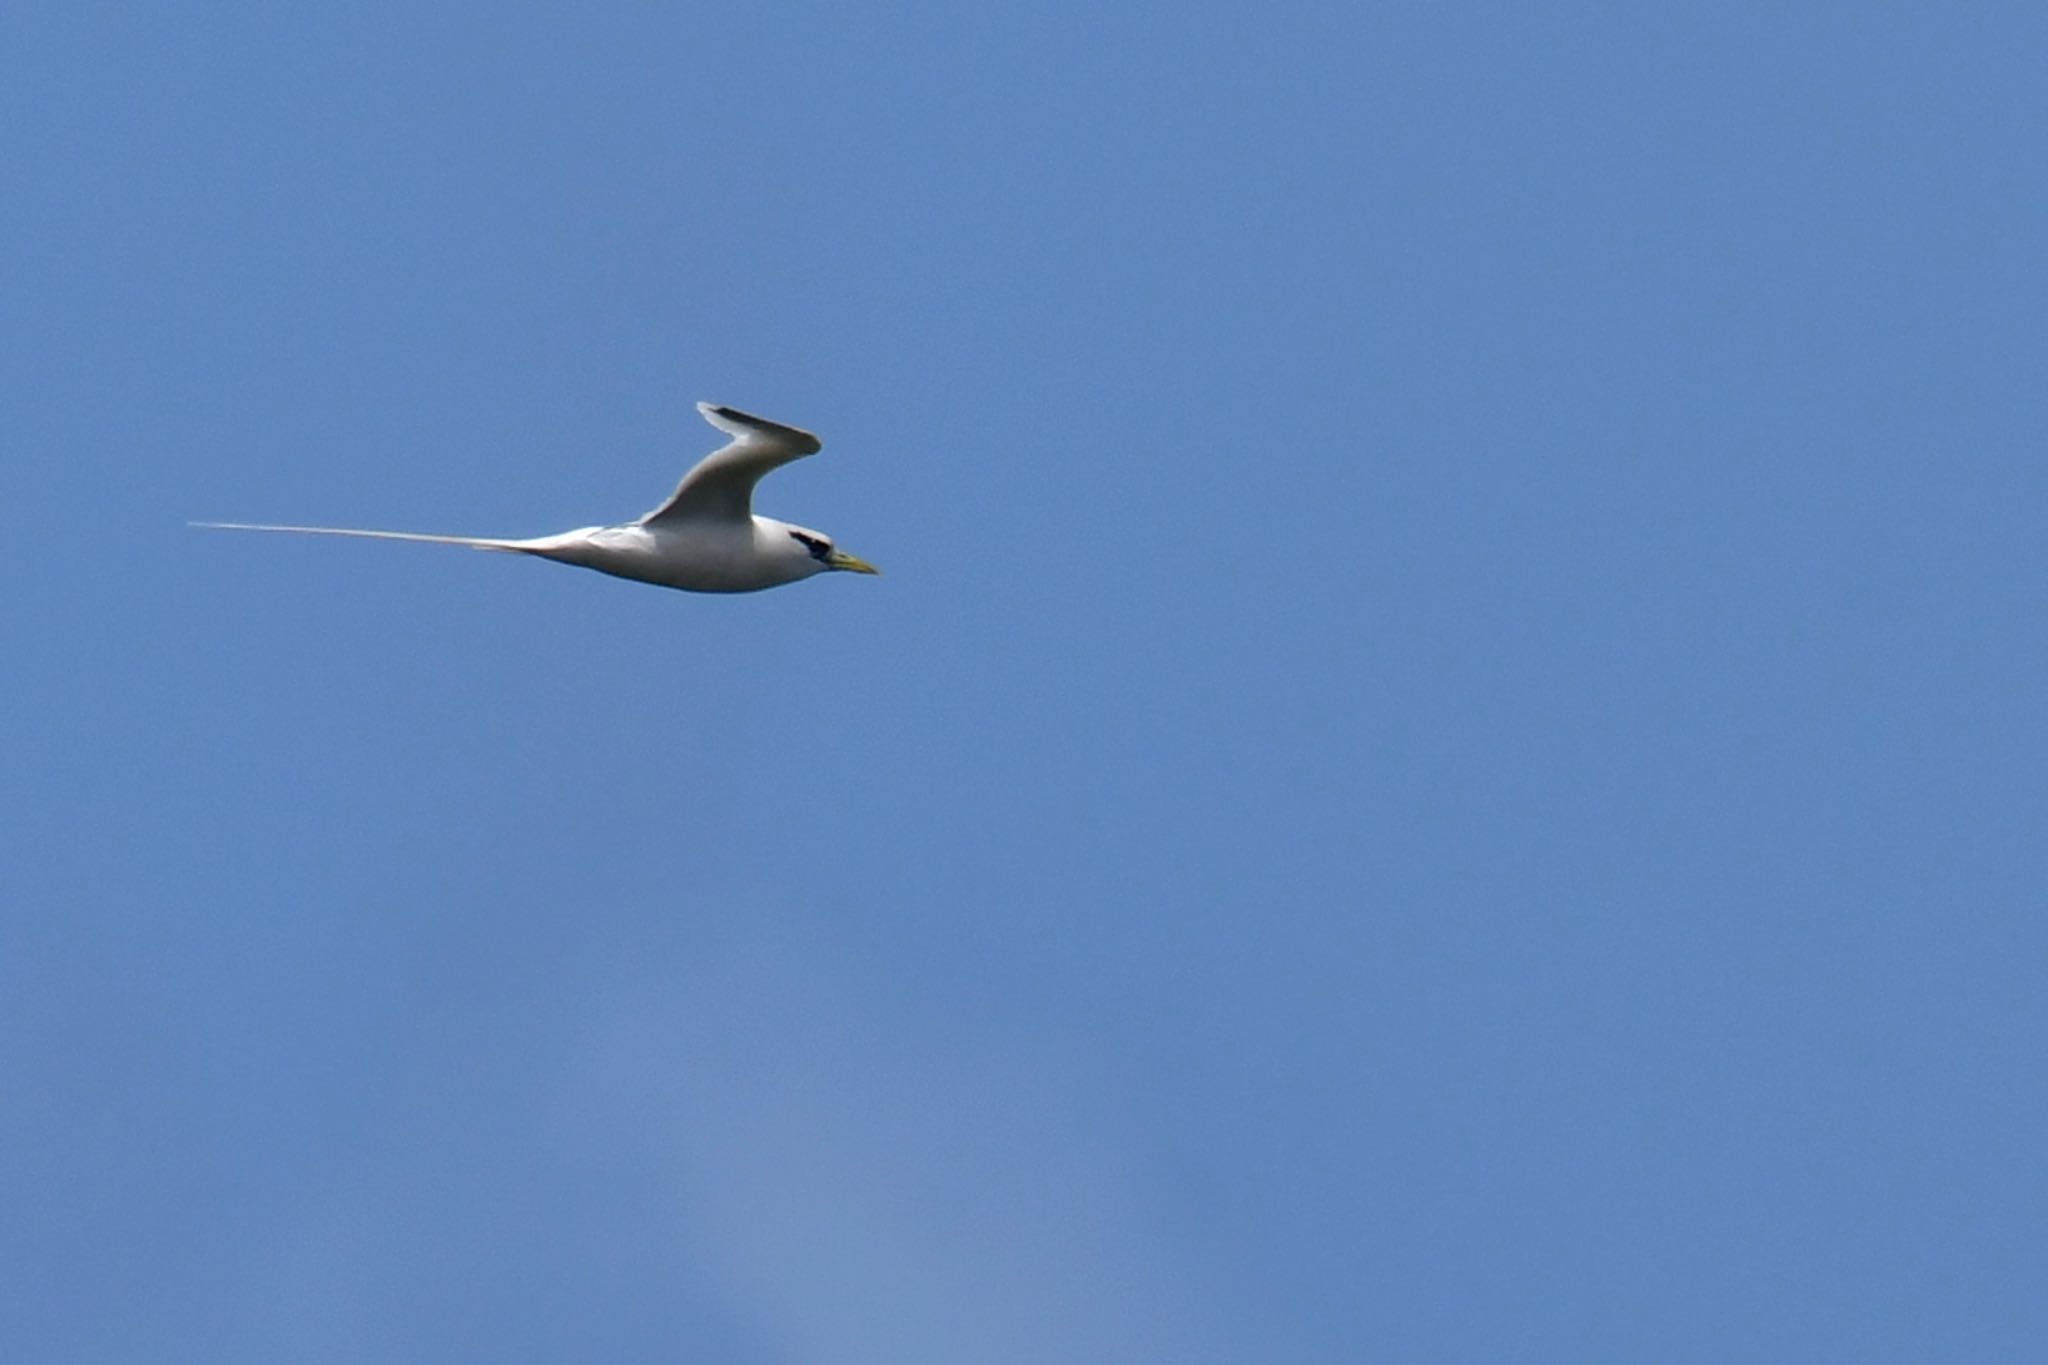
[195,402,878,593]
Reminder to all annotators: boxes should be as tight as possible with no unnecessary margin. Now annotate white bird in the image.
[194,401,879,593]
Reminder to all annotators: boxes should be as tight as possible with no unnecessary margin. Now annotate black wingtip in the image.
[701,402,823,454]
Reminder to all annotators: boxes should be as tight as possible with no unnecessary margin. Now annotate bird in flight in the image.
[193,402,879,593]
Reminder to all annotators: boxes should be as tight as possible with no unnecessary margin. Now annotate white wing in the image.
[637,403,823,527]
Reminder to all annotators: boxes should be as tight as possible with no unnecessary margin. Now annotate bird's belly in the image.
[579,526,801,593]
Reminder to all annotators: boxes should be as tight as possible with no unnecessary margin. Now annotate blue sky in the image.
[6,3,2045,1360]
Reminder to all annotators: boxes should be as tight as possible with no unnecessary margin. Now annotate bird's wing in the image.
[637,403,823,527]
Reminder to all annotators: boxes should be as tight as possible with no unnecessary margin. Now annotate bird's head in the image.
[783,524,880,577]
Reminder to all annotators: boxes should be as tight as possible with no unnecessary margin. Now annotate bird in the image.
[193,401,879,593]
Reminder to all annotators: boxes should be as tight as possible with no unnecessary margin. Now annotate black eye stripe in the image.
[789,530,832,561]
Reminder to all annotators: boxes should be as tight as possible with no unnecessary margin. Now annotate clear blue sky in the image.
[6,4,2044,1361]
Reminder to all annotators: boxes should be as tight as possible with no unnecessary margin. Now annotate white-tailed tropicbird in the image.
[194,401,879,593]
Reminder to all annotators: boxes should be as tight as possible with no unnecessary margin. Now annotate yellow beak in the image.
[826,548,881,575]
